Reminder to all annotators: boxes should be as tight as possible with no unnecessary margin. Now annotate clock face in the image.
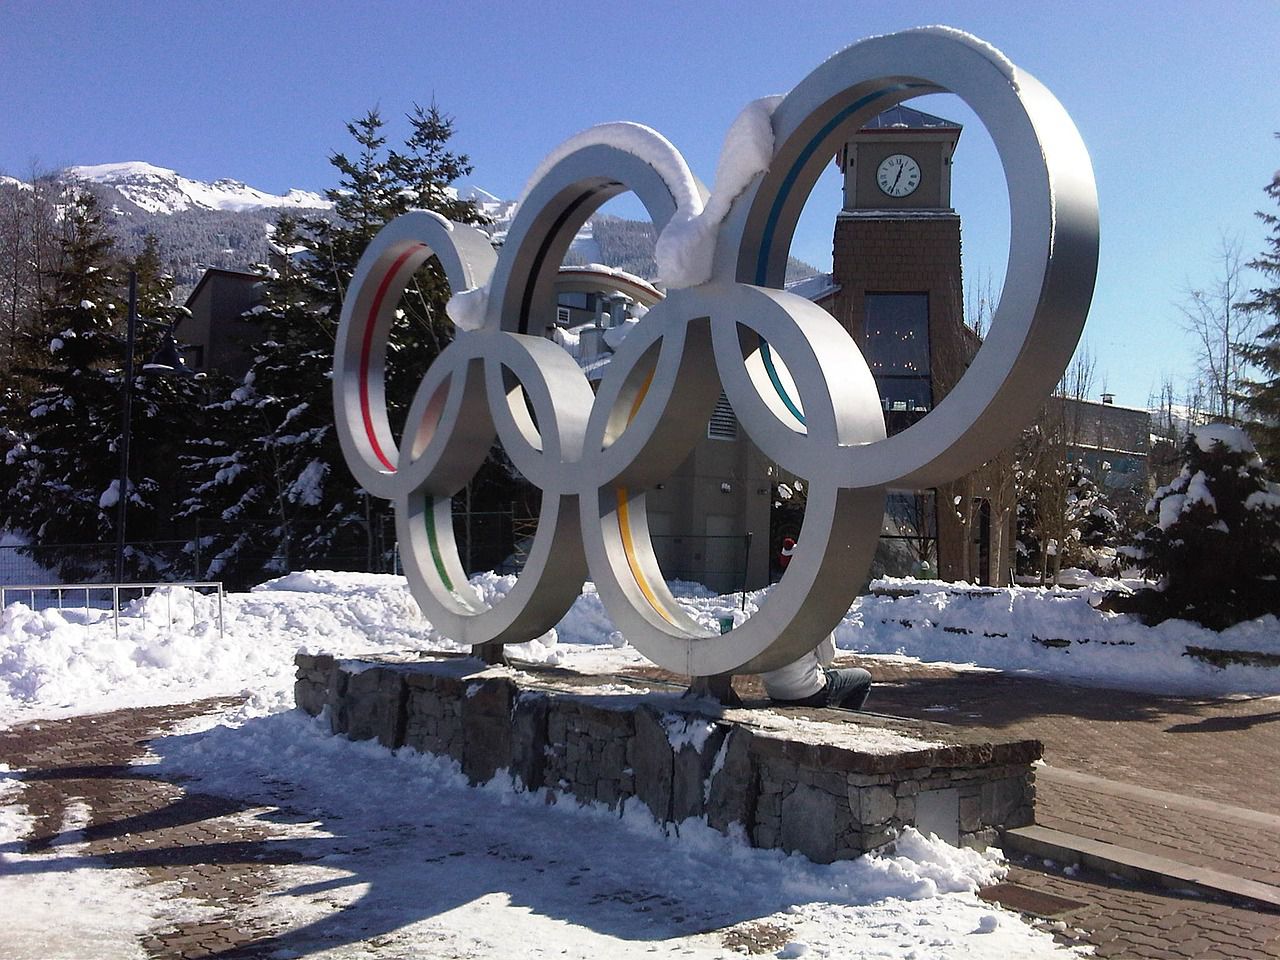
[876,154,921,198]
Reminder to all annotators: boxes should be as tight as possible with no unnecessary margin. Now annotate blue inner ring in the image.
[752,83,923,426]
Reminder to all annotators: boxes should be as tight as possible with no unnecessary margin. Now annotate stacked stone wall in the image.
[295,653,1039,863]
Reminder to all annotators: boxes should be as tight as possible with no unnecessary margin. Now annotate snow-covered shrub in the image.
[1017,461,1120,580]
[1117,423,1280,628]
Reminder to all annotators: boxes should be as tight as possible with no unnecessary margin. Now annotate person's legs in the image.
[822,667,872,710]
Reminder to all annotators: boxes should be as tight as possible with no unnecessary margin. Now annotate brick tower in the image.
[830,105,1005,584]
[832,104,965,434]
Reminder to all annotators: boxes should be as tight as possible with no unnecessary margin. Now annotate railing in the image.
[0,581,225,641]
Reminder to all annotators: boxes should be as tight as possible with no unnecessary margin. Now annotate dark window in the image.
[882,490,937,540]
[557,291,591,311]
[873,490,938,578]
[864,293,931,434]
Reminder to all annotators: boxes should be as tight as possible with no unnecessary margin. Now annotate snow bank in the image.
[3,569,1278,727]
[839,577,1280,695]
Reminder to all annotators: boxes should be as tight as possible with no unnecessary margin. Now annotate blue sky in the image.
[3,0,1278,409]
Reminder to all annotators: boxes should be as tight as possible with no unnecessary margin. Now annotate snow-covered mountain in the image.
[64,161,329,215]
[457,184,518,224]
[3,165,816,289]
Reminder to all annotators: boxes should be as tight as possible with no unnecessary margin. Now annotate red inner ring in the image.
[359,243,427,471]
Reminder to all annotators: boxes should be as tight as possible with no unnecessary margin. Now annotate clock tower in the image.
[829,105,1001,584]
[832,104,965,436]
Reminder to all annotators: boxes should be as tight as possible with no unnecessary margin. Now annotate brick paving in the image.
[839,656,1280,807]
[843,656,1280,958]
[3,659,1280,958]
[0,700,304,959]
[623,657,1280,957]
[1034,773,1280,889]
[1000,861,1280,959]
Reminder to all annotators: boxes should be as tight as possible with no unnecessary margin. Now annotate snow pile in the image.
[907,26,1019,88]
[445,284,488,331]
[519,122,704,217]
[655,95,783,288]
[3,568,1279,726]
[839,578,1280,694]
[0,575,445,722]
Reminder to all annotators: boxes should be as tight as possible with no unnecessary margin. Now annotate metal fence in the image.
[650,533,754,596]
[0,581,225,638]
[0,510,524,590]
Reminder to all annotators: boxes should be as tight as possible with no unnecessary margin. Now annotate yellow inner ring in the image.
[614,367,678,626]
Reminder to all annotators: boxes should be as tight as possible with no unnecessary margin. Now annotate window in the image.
[864,293,932,434]
[707,392,738,440]
[882,490,937,540]
[873,490,938,578]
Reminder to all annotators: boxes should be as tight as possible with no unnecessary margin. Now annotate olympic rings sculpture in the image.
[334,28,1099,678]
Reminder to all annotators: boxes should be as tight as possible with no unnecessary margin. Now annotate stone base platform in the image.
[295,652,1041,864]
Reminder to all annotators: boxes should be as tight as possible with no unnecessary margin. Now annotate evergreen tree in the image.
[182,104,490,587]
[125,236,209,573]
[1239,141,1280,465]
[0,206,206,579]
[1119,423,1280,628]
[0,191,125,577]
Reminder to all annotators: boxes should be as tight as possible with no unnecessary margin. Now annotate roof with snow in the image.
[556,264,663,305]
[784,273,839,304]
[861,104,962,132]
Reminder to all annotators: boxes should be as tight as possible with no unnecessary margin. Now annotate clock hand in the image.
[891,164,903,191]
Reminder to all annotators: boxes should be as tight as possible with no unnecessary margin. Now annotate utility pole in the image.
[114,272,138,584]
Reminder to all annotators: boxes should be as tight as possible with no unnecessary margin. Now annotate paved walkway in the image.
[0,700,295,958]
[842,656,1280,958]
[2,660,1279,958]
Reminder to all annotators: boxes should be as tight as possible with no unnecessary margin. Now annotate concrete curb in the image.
[1002,824,1280,911]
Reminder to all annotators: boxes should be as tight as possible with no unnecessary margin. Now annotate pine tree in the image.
[0,208,207,579]
[1120,423,1280,628]
[1239,139,1280,465]
[124,236,209,573]
[0,191,125,576]
[182,104,490,587]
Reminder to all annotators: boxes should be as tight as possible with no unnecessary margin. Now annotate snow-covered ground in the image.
[2,570,1275,725]
[4,569,1276,957]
